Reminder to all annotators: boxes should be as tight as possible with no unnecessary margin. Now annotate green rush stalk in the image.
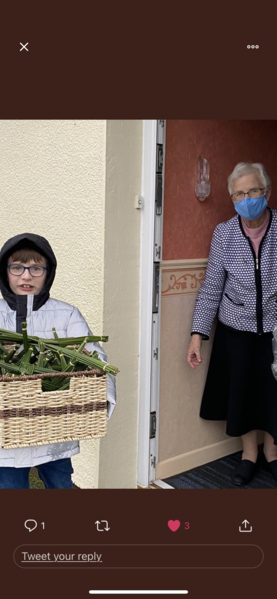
[0,326,119,390]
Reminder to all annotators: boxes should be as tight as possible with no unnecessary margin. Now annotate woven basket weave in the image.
[0,370,107,449]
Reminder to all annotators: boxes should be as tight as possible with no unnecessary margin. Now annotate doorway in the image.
[143,119,277,485]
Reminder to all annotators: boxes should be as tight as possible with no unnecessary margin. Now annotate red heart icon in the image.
[168,520,180,532]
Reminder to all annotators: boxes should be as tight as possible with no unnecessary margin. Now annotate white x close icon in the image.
[20,42,29,52]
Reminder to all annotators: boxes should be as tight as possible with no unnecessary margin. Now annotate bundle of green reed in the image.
[0,323,119,392]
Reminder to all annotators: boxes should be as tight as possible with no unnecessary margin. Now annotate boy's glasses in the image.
[7,264,48,277]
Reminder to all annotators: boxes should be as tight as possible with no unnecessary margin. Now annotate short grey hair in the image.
[228,162,271,195]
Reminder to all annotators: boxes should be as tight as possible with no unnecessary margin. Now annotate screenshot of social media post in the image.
[0,117,275,599]
[0,18,276,597]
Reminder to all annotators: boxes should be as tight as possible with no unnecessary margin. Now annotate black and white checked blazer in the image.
[191,208,277,339]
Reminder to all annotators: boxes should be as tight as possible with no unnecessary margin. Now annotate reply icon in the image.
[24,520,37,532]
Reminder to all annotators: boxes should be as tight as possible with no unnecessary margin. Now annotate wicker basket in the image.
[0,370,107,449]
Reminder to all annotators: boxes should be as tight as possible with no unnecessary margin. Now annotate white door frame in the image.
[137,120,157,487]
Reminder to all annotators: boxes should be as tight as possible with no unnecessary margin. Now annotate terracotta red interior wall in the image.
[163,120,277,260]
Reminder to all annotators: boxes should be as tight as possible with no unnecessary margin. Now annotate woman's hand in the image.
[187,334,203,369]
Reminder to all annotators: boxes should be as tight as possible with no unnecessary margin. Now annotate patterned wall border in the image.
[160,259,208,297]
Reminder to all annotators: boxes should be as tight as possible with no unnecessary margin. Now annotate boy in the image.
[0,232,116,489]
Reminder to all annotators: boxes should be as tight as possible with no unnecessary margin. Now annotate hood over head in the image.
[0,233,57,322]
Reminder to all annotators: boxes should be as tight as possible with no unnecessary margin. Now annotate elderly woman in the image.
[187,162,277,486]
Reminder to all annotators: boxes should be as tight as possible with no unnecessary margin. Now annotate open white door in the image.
[137,120,165,487]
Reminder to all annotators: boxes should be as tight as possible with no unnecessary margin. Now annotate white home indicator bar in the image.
[89,592,188,595]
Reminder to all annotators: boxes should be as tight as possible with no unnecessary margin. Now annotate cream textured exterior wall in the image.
[99,120,143,488]
[0,120,106,488]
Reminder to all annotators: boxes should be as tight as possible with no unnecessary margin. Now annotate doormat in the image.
[163,451,277,489]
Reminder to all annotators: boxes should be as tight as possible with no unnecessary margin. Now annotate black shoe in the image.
[231,459,256,486]
[263,456,277,482]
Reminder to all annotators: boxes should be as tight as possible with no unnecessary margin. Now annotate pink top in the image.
[241,208,270,257]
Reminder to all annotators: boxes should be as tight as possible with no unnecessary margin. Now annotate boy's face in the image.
[7,256,48,295]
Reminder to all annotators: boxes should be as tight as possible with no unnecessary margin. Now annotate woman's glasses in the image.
[231,187,265,201]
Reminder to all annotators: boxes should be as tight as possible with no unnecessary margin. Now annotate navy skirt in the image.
[200,320,277,444]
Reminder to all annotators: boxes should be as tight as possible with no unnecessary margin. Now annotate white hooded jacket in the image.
[0,233,116,468]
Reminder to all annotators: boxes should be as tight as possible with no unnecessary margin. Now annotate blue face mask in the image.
[234,193,267,220]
